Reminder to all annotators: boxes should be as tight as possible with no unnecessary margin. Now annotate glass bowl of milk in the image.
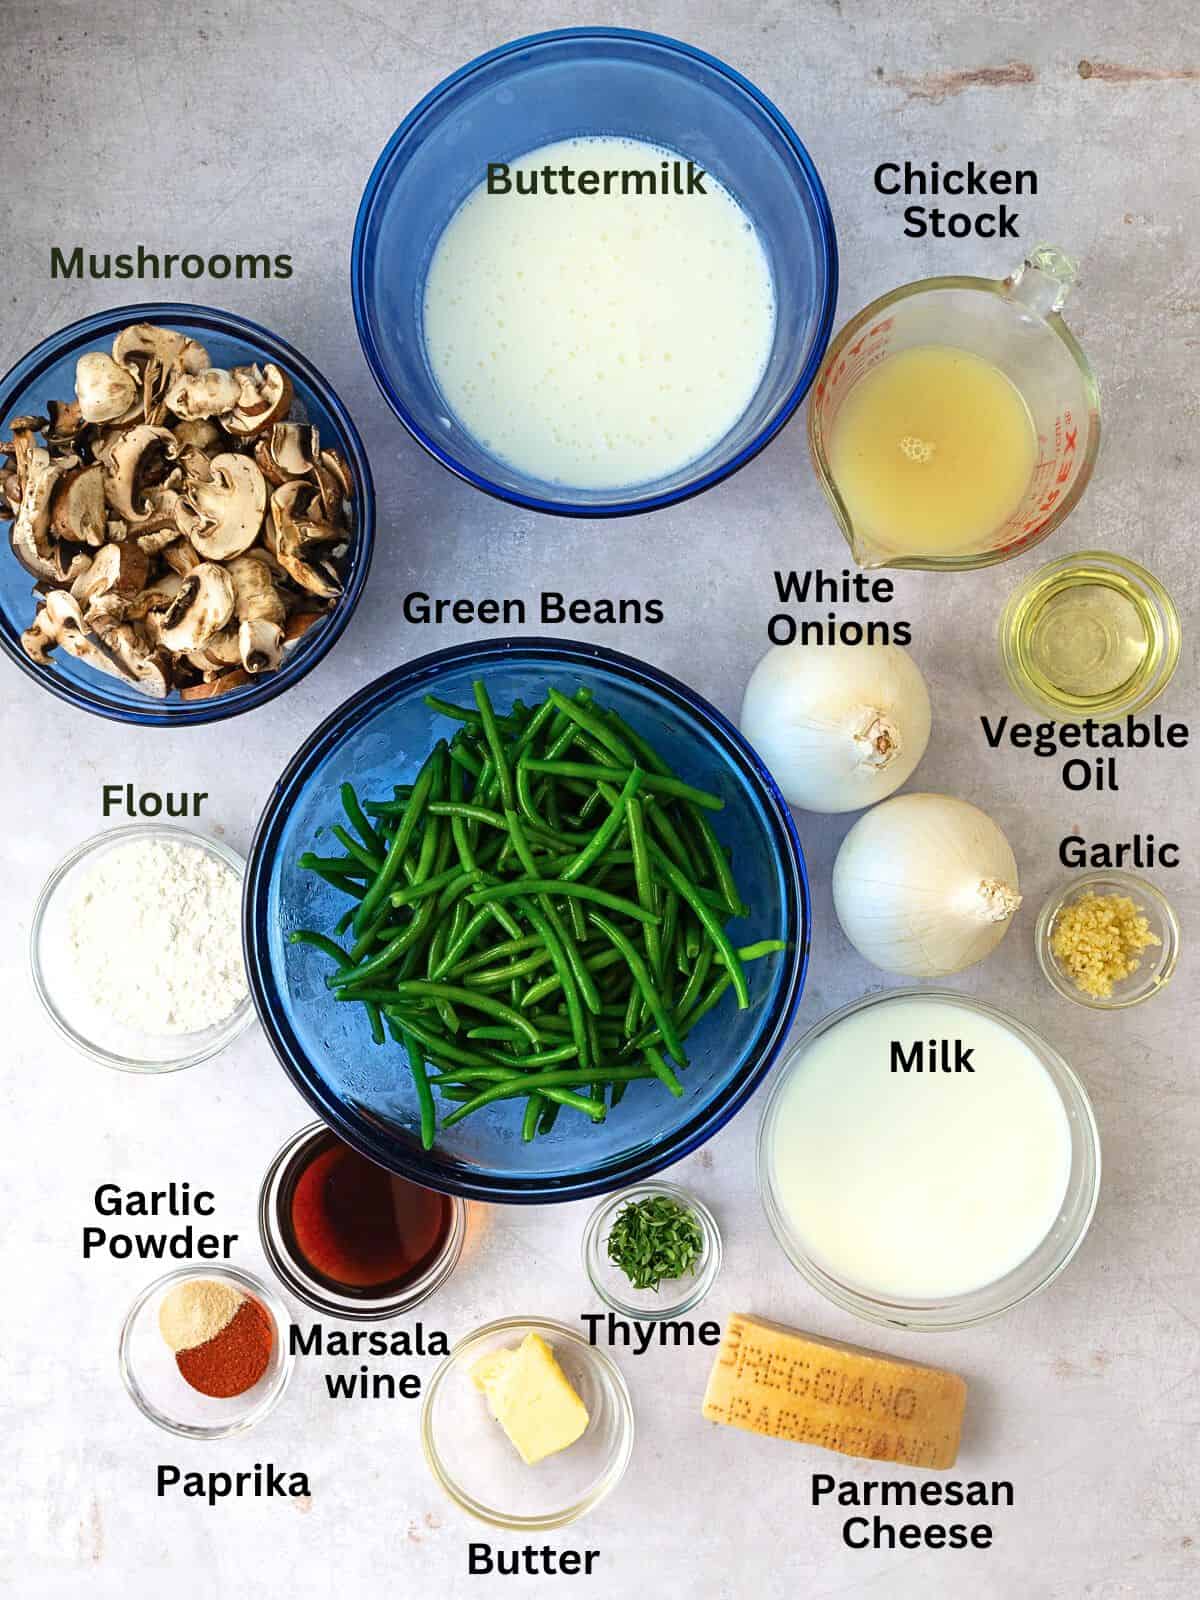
[352,27,837,516]
[757,989,1101,1330]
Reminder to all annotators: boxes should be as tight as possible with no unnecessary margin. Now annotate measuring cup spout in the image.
[1004,244,1079,318]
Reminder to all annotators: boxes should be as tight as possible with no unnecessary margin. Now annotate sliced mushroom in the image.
[267,479,342,599]
[18,589,140,686]
[172,418,223,453]
[162,538,201,576]
[95,619,173,697]
[179,666,255,701]
[224,363,293,439]
[157,561,235,652]
[113,324,209,378]
[184,453,266,559]
[5,415,47,490]
[50,463,107,546]
[164,367,241,421]
[71,540,150,610]
[76,352,139,424]
[112,325,210,428]
[11,448,83,579]
[45,399,86,443]
[126,569,184,621]
[254,422,319,486]
[197,625,242,666]
[103,425,178,522]
[281,609,327,653]
[21,589,88,664]
[226,552,286,673]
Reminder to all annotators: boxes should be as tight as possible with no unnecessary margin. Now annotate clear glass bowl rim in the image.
[242,634,811,1204]
[350,24,838,518]
[581,1179,722,1320]
[756,986,1102,1330]
[0,300,375,724]
[257,1119,467,1318]
[420,1314,635,1529]
[1035,870,1180,1009]
[118,1263,296,1439]
[998,549,1181,721]
[29,822,255,1073]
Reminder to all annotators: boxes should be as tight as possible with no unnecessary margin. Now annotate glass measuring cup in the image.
[808,246,1101,570]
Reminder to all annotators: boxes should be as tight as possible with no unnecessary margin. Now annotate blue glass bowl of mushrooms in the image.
[0,303,374,725]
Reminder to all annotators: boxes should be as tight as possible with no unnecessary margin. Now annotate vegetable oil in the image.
[1000,553,1180,721]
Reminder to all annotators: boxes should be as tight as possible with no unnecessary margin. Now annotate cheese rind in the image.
[702,1313,966,1470]
[471,1333,590,1466]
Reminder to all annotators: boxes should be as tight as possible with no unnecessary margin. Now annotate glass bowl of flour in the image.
[30,824,254,1072]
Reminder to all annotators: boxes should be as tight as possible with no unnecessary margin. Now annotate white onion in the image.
[739,642,931,813]
[832,793,1021,977]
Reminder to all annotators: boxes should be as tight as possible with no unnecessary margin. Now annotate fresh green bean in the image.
[340,781,386,859]
[467,878,660,924]
[587,911,686,1066]
[648,842,750,1008]
[352,743,443,936]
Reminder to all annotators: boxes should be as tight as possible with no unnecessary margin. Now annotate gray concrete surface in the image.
[2,2,1197,1596]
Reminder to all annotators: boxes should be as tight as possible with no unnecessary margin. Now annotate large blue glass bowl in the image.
[351,27,837,518]
[244,639,810,1203]
[0,303,374,725]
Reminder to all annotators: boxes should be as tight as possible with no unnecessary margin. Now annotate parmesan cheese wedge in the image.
[702,1313,966,1470]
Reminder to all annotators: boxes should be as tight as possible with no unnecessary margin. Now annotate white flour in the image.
[66,838,247,1035]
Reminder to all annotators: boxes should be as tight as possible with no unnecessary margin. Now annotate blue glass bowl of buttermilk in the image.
[243,638,810,1203]
[351,27,837,517]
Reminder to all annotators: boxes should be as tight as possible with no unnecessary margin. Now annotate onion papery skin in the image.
[832,793,1021,977]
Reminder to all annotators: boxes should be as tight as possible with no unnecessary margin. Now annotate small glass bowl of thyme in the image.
[583,1181,722,1321]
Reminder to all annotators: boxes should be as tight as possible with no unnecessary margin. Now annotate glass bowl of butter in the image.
[421,1316,634,1529]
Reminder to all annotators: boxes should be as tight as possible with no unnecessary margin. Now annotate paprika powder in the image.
[158,1276,274,1399]
[175,1297,274,1399]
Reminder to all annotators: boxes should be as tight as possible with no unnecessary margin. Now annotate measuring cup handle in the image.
[1003,244,1079,316]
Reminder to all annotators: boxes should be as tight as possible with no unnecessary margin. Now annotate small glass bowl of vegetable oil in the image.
[999,552,1180,721]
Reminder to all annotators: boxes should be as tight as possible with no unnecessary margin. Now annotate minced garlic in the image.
[1050,892,1160,998]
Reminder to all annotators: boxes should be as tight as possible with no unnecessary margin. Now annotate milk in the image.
[769,994,1072,1301]
[422,136,776,490]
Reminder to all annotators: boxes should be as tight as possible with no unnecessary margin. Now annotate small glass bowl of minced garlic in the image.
[1037,872,1180,1009]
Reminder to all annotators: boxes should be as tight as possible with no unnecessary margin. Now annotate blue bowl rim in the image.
[243,635,811,1203]
[0,300,375,726]
[350,25,839,519]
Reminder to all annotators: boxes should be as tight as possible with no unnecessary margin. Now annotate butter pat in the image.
[471,1333,590,1466]
[702,1313,966,1470]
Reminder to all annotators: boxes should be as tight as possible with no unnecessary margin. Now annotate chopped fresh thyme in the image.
[606,1194,705,1291]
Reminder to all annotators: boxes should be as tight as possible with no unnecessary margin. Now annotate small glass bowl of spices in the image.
[119,1266,294,1438]
[1037,872,1179,1009]
[30,823,253,1072]
[582,1181,721,1321]
[259,1122,466,1318]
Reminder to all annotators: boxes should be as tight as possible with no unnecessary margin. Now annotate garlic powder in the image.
[66,838,247,1035]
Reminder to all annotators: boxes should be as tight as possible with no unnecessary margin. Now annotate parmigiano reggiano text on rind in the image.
[701,1314,966,1471]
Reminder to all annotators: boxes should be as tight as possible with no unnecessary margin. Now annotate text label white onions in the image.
[832,793,1022,977]
[739,642,931,813]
